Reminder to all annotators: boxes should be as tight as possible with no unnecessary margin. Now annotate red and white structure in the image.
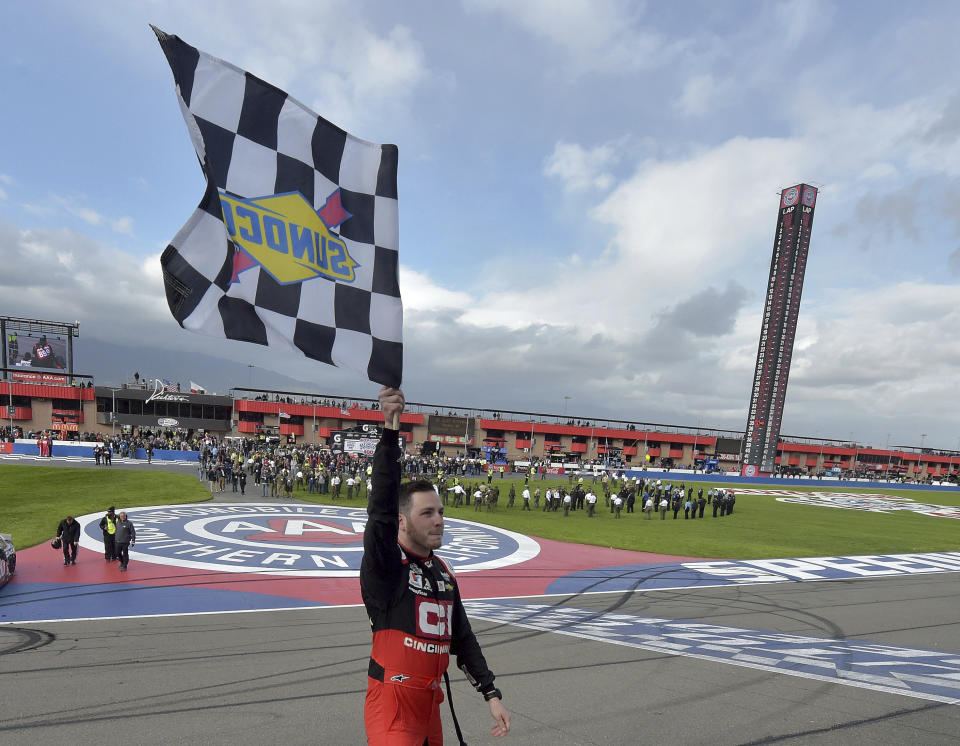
[741,184,819,476]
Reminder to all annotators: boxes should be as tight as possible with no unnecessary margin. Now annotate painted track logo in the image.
[735,489,960,520]
[77,504,540,577]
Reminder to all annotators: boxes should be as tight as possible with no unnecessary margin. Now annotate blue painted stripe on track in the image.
[0,582,323,624]
[464,600,960,705]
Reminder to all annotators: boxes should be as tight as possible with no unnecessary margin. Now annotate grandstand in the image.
[1,376,955,482]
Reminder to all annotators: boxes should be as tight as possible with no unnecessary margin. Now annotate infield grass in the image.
[0,465,211,550]
[3,465,958,560]
[300,476,960,559]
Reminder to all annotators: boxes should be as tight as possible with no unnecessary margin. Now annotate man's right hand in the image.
[379,387,405,430]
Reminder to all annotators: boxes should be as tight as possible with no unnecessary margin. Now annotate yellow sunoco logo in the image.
[219,190,358,284]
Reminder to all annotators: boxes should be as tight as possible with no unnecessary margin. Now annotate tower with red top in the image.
[741,184,818,476]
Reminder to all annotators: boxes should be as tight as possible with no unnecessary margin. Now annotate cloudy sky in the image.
[2,1,959,451]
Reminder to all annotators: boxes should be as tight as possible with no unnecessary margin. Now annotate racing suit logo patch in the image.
[416,598,451,639]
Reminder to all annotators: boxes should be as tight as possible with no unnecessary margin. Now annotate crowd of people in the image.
[429,472,739,522]
[188,438,746,527]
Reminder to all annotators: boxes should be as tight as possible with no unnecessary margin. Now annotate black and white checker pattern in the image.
[154,28,402,387]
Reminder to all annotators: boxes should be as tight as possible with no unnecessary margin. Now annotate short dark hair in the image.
[399,479,436,516]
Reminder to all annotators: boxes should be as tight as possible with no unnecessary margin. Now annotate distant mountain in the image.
[73,337,320,395]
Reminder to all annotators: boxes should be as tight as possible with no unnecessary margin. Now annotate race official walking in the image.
[114,512,136,571]
[56,516,80,565]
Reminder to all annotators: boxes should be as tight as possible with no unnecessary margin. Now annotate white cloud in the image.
[0,222,167,332]
[464,0,667,73]
[544,141,618,192]
[4,0,960,449]
[110,216,135,236]
[18,194,135,236]
[676,73,722,117]
[857,162,899,182]
[146,1,428,133]
[400,267,472,312]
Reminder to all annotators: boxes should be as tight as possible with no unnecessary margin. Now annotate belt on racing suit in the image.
[368,658,442,689]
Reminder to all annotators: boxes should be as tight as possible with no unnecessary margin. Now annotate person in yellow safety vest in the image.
[98,506,118,561]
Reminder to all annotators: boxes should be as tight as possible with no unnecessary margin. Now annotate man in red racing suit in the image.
[361,386,510,744]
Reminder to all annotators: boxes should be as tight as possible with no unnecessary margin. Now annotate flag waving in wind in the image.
[152,27,403,387]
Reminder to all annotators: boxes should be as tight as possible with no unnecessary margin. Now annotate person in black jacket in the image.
[114,512,136,571]
[361,387,510,745]
[56,516,81,565]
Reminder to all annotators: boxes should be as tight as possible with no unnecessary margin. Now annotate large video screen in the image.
[8,333,68,370]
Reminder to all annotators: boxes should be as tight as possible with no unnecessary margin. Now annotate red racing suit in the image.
[361,428,497,745]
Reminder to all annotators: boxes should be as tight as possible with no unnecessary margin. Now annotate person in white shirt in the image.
[521,487,531,510]
[613,494,623,518]
[585,491,597,517]
[448,483,465,507]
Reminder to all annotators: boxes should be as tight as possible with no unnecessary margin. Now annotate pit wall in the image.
[10,439,198,462]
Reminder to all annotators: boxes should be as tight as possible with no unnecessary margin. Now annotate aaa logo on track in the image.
[77,504,539,577]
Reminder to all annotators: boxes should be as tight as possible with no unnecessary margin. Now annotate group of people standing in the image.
[93,443,113,465]
[640,483,736,520]
[426,472,742,527]
[55,506,136,570]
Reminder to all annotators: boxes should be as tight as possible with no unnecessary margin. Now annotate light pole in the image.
[851,433,858,479]
[918,433,927,479]
[7,380,13,437]
[885,434,892,481]
[955,437,960,481]
[107,387,122,438]
[563,396,571,418]
[692,418,700,472]
[247,364,255,389]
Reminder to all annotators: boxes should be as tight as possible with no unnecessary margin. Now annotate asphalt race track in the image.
[1,458,958,744]
[1,575,958,745]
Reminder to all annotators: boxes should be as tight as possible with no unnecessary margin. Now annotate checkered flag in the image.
[153,27,402,387]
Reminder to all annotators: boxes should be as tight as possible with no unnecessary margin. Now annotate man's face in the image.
[398,490,444,556]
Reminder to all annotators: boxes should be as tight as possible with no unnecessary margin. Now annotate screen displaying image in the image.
[11,334,68,369]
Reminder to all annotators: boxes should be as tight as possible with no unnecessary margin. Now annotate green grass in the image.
[0,465,211,550]
[3,465,958,560]
[299,477,960,559]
